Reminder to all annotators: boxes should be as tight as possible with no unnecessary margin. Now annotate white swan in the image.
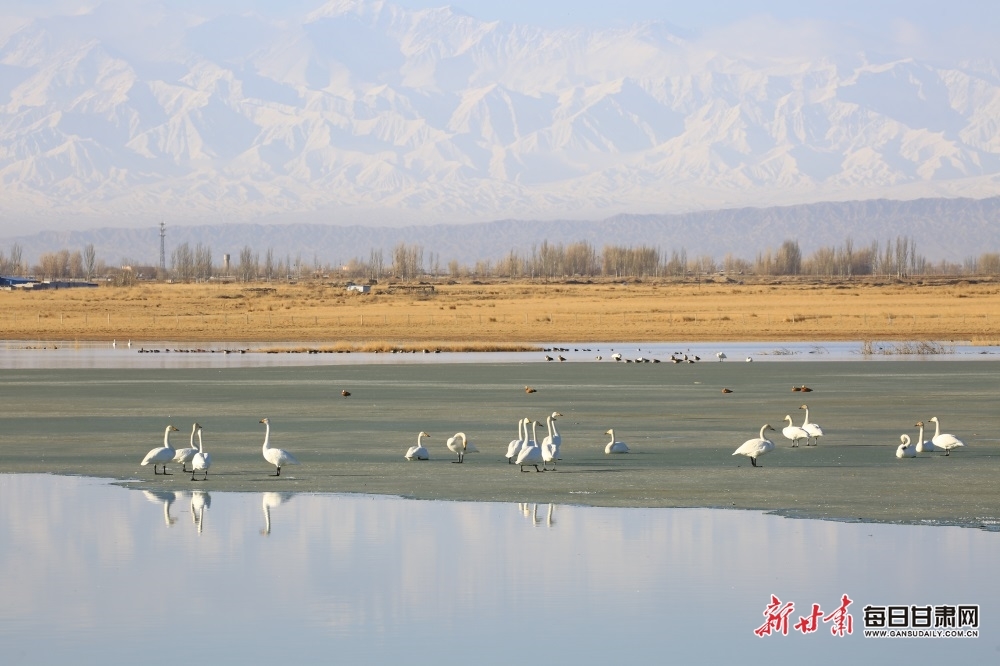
[782,415,809,448]
[541,411,563,469]
[405,432,430,460]
[505,418,526,464]
[896,434,917,459]
[604,429,630,454]
[798,404,824,446]
[173,422,201,473]
[191,425,211,481]
[914,421,943,453]
[928,416,965,455]
[141,425,180,474]
[515,420,545,472]
[259,418,300,476]
[716,352,727,361]
[732,424,776,467]
[446,432,478,463]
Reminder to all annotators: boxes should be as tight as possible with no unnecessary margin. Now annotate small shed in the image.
[347,284,371,293]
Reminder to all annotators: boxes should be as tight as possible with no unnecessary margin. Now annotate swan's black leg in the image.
[275,467,281,476]
[751,457,757,467]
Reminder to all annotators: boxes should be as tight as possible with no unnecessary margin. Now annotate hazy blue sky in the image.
[5,0,998,62]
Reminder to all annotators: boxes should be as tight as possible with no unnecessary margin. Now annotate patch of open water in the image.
[0,474,995,665]
[1,339,996,369]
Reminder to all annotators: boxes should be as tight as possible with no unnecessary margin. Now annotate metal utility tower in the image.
[159,221,166,273]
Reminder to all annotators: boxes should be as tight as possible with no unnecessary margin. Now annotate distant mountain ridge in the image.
[2,0,1000,232]
[4,197,998,266]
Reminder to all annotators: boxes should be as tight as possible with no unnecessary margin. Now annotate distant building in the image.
[347,284,371,293]
[1,276,36,288]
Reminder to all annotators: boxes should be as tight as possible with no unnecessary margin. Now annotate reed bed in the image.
[1,277,998,343]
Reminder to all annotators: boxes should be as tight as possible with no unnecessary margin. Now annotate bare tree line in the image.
[4,236,1000,284]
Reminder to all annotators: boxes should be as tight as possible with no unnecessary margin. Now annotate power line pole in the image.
[159,221,166,274]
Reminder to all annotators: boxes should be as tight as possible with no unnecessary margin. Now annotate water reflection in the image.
[1,475,996,664]
[142,489,181,527]
[518,502,556,527]
[190,491,211,535]
[260,491,293,536]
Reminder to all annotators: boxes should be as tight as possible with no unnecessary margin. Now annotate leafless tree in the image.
[83,243,97,280]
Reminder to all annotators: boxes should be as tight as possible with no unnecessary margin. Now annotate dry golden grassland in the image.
[2,276,998,345]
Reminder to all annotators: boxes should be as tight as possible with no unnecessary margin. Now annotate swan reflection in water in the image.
[261,492,294,536]
[190,490,211,534]
[142,490,186,527]
[517,502,556,527]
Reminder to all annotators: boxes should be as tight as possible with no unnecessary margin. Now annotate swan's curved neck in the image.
[931,420,941,438]
[163,427,173,447]
[417,432,426,445]
[197,429,204,453]
[262,422,271,451]
[800,407,810,426]
[519,418,525,440]
[759,425,769,439]
[530,421,538,443]
[607,429,615,442]
[551,418,560,437]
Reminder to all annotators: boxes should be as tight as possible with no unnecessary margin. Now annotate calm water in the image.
[0,474,996,665]
[1,339,997,369]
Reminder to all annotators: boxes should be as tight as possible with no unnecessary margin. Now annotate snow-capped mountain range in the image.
[2,0,1000,233]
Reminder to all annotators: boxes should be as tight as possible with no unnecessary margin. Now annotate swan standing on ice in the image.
[782,415,809,448]
[541,411,563,468]
[259,418,300,476]
[896,434,917,458]
[191,425,211,481]
[446,432,478,463]
[927,416,965,455]
[914,421,943,453]
[798,405,824,446]
[515,420,545,472]
[405,432,431,460]
[173,423,201,473]
[141,425,180,475]
[604,429,630,454]
[505,418,526,464]
[732,424,776,467]
[716,352,727,361]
